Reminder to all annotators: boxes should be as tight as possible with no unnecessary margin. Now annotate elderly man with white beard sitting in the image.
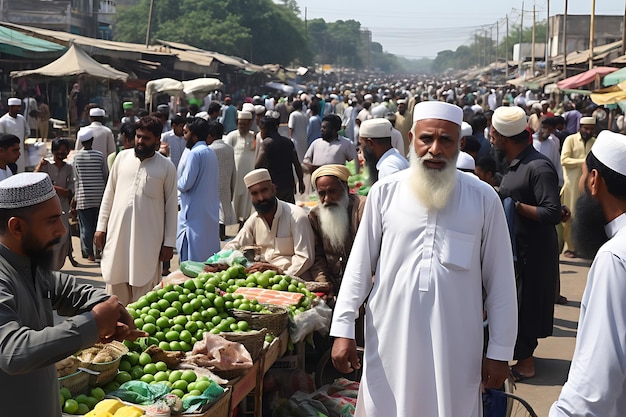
[307,164,366,302]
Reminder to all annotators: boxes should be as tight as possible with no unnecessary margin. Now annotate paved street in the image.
[61,235,592,416]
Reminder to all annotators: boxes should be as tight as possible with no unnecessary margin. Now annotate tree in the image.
[277,0,300,15]
[114,0,310,65]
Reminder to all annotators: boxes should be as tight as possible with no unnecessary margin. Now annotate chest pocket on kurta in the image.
[275,237,294,256]
[439,230,477,271]
[142,175,162,199]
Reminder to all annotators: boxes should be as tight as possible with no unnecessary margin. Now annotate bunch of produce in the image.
[59,386,106,415]
[126,265,317,351]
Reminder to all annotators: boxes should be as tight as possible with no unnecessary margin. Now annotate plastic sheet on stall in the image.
[288,299,332,343]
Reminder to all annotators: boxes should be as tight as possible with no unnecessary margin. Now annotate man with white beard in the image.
[330,101,518,417]
[308,164,366,301]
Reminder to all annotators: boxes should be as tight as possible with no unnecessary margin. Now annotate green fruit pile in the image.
[59,386,105,415]
[116,353,211,401]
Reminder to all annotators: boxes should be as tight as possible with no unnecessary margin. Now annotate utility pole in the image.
[589,0,596,70]
[519,1,524,56]
[304,7,308,40]
[506,15,510,77]
[563,0,568,79]
[485,25,493,65]
[475,31,479,67]
[622,1,626,56]
[546,0,550,76]
[530,3,536,78]
[145,0,154,47]
[496,20,500,69]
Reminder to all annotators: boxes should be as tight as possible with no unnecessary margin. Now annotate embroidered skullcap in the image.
[244,168,272,188]
[77,127,94,142]
[360,118,392,139]
[89,108,105,117]
[122,101,133,110]
[590,130,626,176]
[413,101,463,126]
[0,172,57,209]
[461,121,473,137]
[311,164,351,187]
[492,106,527,137]
[580,116,596,125]
[238,111,253,120]
[456,151,475,171]
[254,105,266,115]
[7,98,21,106]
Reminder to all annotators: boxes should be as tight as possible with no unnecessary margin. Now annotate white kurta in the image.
[223,200,315,277]
[550,214,626,417]
[224,129,256,220]
[0,113,28,172]
[96,149,178,288]
[331,169,518,417]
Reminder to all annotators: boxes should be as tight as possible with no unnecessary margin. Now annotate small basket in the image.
[231,305,288,337]
[219,328,267,361]
[58,369,90,396]
[77,341,128,386]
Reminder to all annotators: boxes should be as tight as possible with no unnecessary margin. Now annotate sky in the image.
[295,0,624,59]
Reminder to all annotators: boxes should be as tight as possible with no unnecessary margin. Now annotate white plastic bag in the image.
[288,299,333,343]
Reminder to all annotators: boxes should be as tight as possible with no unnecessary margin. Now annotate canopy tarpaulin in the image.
[0,25,65,57]
[10,43,127,81]
[556,66,617,90]
[182,78,223,96]
[602,67,626,87]
[591,80,626,105]
[145,78,184,99]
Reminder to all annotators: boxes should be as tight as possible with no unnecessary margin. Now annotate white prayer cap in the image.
[254,105,266,115]
[456,151,475,171]
[0,172,57,209]
[531,103,542,111]
[397,99,407,104]
[471,104,483,114]
[580,116,596,125]
[265,110,280,119]
[237,111,253,120]
[195,111,209,120]
[492,106,527,137]
[359,118,392,139]
[244,168,272,188]
[89,108,105,117]
[461,121,472,137]
[364,94,373,102]
[253,95,261,100]
[77,127,94,142]
[540,100,549,105]
[7,98,21,106]
[590,130,626,176]
[242,103,255,113]
[412,101,463,126]
[330,94,338,100]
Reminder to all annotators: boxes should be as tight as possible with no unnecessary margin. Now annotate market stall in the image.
[57,257,331,417]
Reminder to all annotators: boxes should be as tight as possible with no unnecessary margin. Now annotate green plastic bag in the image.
[181,382,225,413]
[110,381,171,405]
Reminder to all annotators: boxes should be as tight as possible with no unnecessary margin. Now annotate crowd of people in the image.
[0,72,624,416]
